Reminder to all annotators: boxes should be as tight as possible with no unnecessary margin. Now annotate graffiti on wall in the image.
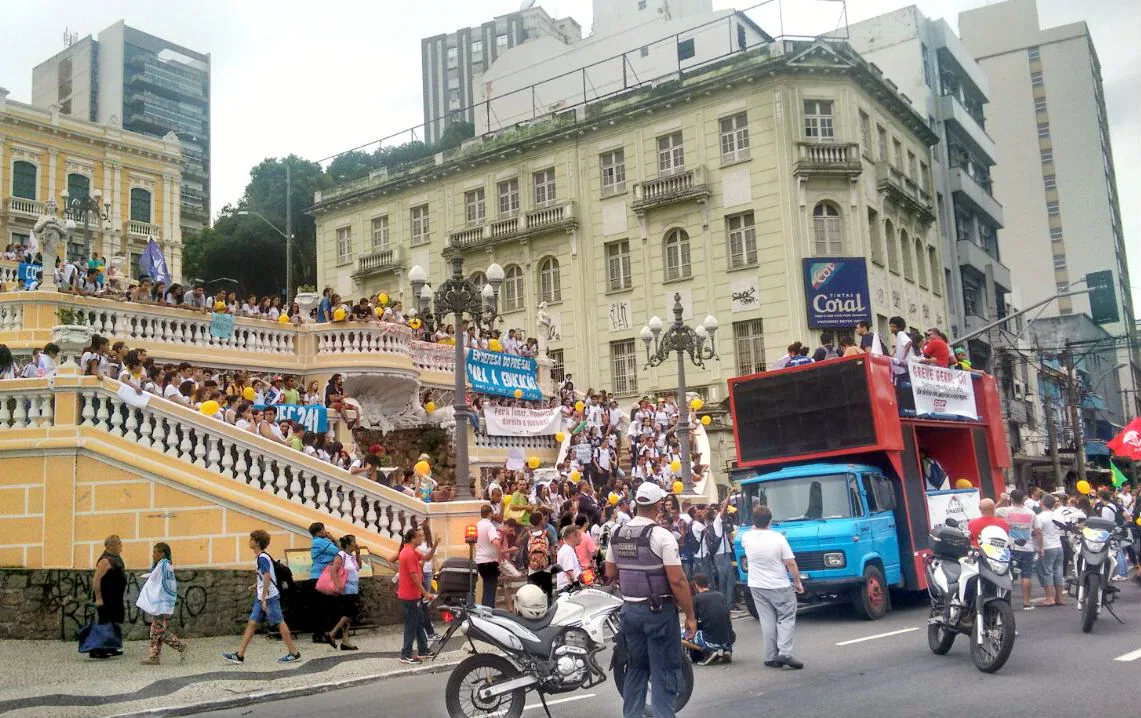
[42,569,208,640]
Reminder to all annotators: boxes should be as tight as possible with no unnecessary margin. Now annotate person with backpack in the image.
[812,332,839,362]
[224,530,302,664]
[525,512,556,603]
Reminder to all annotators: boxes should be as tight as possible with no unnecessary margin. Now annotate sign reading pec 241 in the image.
[802,257,873,329]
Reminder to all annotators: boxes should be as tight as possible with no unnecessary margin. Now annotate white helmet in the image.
[514,584,548,620]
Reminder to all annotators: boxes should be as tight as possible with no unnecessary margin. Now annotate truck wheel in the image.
[852,565,889,620]
[743,589,759,620]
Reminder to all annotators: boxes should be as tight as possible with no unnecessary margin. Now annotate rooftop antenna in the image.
[63,28,79,47]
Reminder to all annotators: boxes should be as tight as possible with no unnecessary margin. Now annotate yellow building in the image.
[313,40,948,412]
[0,87,183,279]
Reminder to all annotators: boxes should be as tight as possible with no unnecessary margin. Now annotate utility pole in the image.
[1041,366,1063,488]
[285,163,293,302]
[1063,341,1087,487]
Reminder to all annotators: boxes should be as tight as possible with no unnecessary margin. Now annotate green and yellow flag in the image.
[1110,460,1128,488]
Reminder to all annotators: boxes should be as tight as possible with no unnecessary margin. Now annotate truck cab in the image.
[733,462,902,620]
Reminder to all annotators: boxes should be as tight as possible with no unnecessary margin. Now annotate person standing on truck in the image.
[889,316,912,385]
[606,482,696,718]
[920,328,953,368]
[997,490,1040,610]
[742,505,805,670]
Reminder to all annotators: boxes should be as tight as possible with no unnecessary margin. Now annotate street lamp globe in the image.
[481,284,495,302]
[703,315,719,332]
[408,265,428,285]
[639,325,654,345]
[648,315,663,335]
[486,263,505,284]
[420,284,434,301]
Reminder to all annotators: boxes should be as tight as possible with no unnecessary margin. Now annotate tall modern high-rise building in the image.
[421,7,582,145]
[31,21,211,243]
[959,0,1139,412]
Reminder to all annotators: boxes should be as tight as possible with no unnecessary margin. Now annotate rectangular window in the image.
[610,339,638,397]
[876,125,887,161]
[803,100,834,139]
[726,212,757,269]
[370,216,389,249]
[549,349,565,384]
[640,46,649,58]
[1031,71,1044,88]
[657,132,685,175]
[605,240,632,291]
[446,46,458,67]
[1034,98,1048,113]
[719,112,750,164]
[533,168,556,207]
[1050,227,1064,241]
[336,226,352,263]
[868,208,884,265]
[859,111,871,156]
[921,43,933,88]
[1056,281,1068,293]
[733,319,766,376]
[919,162,929,191]
[1043,175,1056,190]
[464,187,486,225]
[1041,149,1053,163]
[1028,46,1040,61]
[907,151,917,180]
[963,277,980,316]
[496,34,509,50]
[471,40,483,57]
[1053,255,1067,271]
[892,138,903,168]
[1037,122,1050,137]
[677,38,695,61]
[600,149,626,196]
[410,205,430,245]
[129,188,152,223]
[1046,201,1060,216]
[498,178,519,216]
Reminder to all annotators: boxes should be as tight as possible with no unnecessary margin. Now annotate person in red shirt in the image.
[397,527,435,664]
[921,328,953,368]
[967,498,1010,547]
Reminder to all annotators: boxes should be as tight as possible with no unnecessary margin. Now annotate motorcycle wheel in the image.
[613,651,694,715]
[927,607,955,655]
[1080,573,1099,634]
[970,600,1015,674]
[445,654,527,718]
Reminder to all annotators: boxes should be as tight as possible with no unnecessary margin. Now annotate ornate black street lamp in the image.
[640,292,719,495]
[59,188,110,262]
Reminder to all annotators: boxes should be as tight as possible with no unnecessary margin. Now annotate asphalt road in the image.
[203,583,1141,718]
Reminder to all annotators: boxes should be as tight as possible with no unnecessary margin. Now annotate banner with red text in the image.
[483,405,563,437]
[908,358,977,419]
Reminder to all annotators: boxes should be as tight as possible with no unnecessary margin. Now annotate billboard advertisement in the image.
[802,257,873,329]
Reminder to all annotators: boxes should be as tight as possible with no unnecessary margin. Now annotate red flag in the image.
[1107,418,1141,460]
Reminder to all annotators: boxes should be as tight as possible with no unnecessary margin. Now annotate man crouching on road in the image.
[742,504,805,669]
[605,482,696,718]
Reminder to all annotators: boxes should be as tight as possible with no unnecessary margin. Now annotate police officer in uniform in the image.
[605,483,696,718]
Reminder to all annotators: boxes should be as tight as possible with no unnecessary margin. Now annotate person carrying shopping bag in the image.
[136,542,188,665]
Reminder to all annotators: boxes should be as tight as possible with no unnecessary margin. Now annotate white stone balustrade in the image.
[472,428,558,451]
[1,260,20,287]
[76,304,297,355]
[0,389,55,429]
[314,322,413,356]
[412,340,455,373]
[7,197,44,219]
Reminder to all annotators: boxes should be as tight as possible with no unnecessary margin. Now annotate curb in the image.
[108,657,463,718]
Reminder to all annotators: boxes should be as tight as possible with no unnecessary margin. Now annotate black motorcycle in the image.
[1055,516,1130,633]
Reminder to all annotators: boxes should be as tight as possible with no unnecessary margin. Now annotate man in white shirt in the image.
[889,316,911,383]
[474,504,502,607]
[1033,494,1066,607]
[556,525,583,590]
[741,504,804,669]
[37,343,60,377]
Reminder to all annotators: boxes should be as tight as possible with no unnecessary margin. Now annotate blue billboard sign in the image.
[466,348,542,401]
[802,257,873,329]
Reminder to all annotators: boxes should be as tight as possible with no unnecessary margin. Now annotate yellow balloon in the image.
[378,292,389,306]
[1136,517,1141,527]
[727,505,738,514]
[488,339,503,352]
[278,313,290,324]
[414,460,431,477]
[242,387,256,401]
[954,478,973,489]
[514,388,523,399]
[700,415,711,426]
[375,306,385,318]
[555,431,566,442]
[608,493,619,506]
[410,318,422,330]
[689,398,703,411]
[569,470,581,483]
[574,400,584,413]
[672,480,684,494]
[1076,479,1091,495]
[425,401,437,414]
[670,459,682,473]
[332,307,346,322]
[213,301,226,311]
[527,456,540,470]
[199,400,219,416]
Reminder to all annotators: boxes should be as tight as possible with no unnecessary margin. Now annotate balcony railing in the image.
[412,340,455,374]
[353,245,405,278]
[128,220,162,240]
[875,163,935,222]
[632,168,711,212]
[448,201,577,250]
[793,141,863,177]
[1,260,20,288]
[6,197,44,220]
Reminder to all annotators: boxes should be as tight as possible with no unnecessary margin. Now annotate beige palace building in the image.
[0,88,183,278]
[314,39,946,418]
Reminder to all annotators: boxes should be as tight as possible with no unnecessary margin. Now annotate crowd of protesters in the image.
[772,317,964,375]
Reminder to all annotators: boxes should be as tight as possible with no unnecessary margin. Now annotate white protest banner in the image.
[908,357,977,419]
[926,489,981,529]
[483,405,563,437]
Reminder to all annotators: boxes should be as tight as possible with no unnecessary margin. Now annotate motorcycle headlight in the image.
[981,544,1011,564]
[1083,538,1107,553]
[1082,526,1110,550]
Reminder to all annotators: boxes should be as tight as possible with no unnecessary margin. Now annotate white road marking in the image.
[1113,647,1141,662]
[524,693,597,710]
[835,627,919,646]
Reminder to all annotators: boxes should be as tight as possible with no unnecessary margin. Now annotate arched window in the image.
[12,161,37,200]
[915,238,927,287]
[868,209,884,265]
[885,216,894,270]
[502,265,524,312]
[130,188,152,223]
[812,202,844,256]
[538,256,562,303]
[469,271,487,293]
[67,173,90,202]
[900,229,913,281]
[928,247,942,294]
[663,228,692,281]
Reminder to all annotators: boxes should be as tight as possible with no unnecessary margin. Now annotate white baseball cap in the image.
[635,482,667,505]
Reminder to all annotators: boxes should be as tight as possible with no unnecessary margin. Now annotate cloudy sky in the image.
[1,0,1137,306]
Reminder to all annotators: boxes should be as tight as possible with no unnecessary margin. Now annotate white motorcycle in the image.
[925,520,1017,673]
[435,581,693,718]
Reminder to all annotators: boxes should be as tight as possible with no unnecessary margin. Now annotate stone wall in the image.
[0,568,403,641]
[354,426,459,487]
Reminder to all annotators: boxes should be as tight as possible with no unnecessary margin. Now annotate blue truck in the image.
[727,353,1009,619]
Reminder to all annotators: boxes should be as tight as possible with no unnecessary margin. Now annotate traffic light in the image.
[1086,270,1119,325]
